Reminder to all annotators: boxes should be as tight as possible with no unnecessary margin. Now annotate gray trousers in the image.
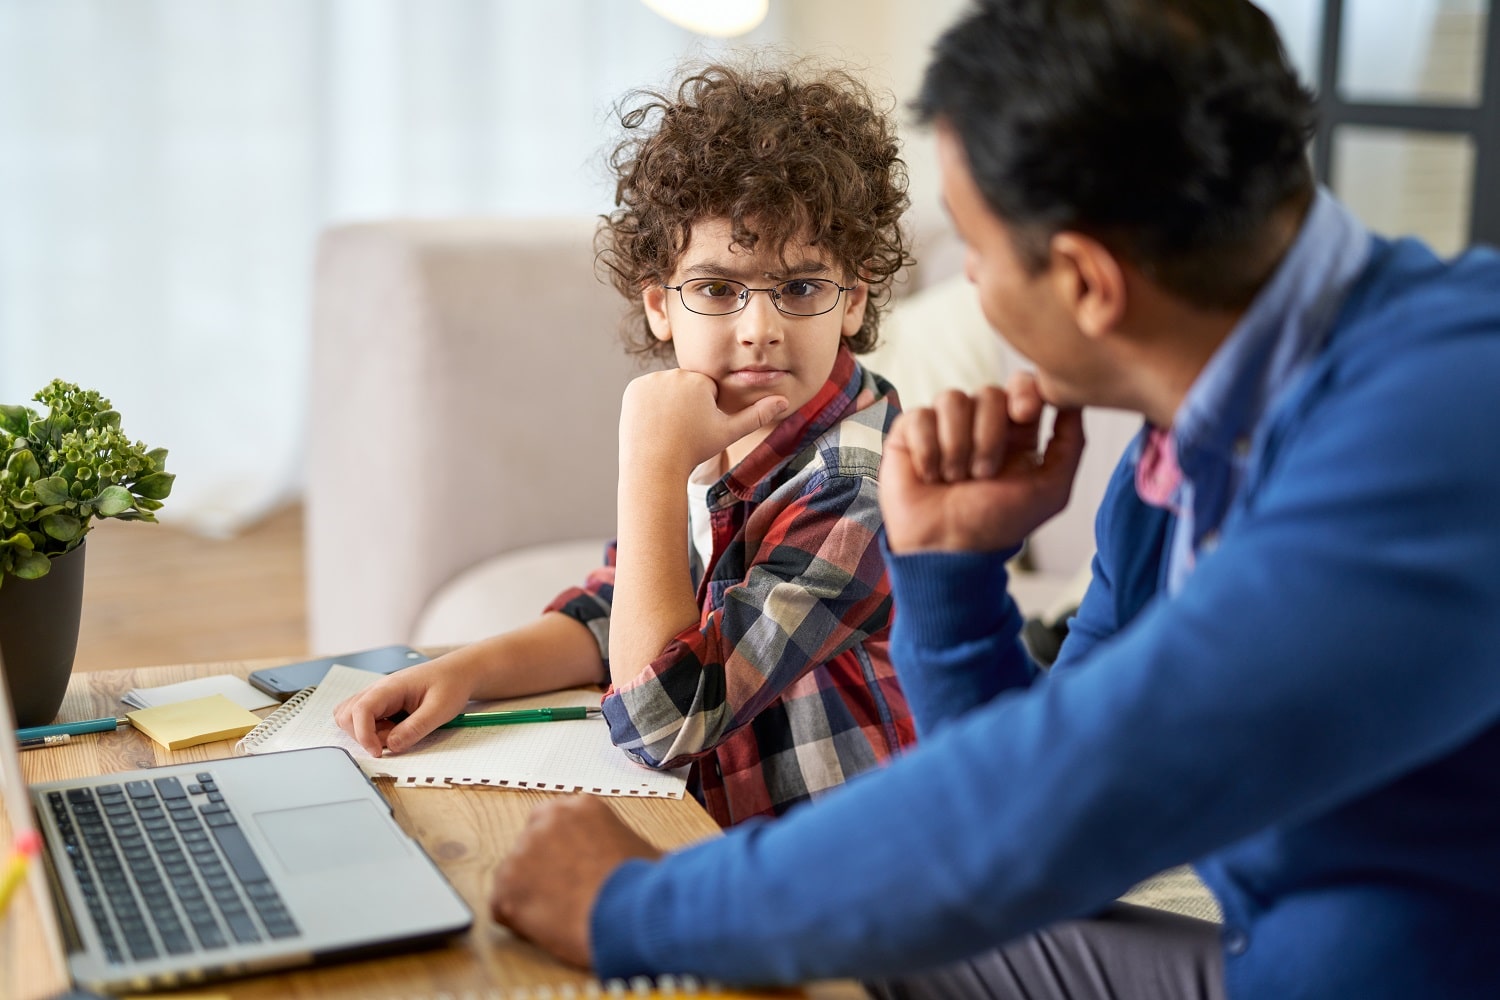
[866,904,1227,1000]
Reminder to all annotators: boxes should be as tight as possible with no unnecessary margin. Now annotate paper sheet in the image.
[237,665,688,798]
[122,674,278,712]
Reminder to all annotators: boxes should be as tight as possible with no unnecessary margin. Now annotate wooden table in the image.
[3,658,857,1000]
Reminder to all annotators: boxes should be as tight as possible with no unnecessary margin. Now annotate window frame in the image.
[1310,0,1500,248]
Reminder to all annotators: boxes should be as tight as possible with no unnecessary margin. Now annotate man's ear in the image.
[642,283,673,342]
[1048,232,1126,340]
[839,279,870,339]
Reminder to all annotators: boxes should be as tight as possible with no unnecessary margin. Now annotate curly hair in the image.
[598,59,913,362]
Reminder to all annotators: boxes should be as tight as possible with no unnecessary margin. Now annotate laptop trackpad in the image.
[253,799,409,874]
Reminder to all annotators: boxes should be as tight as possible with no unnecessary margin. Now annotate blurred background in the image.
[0,0,1493,668]
[0,0,972,538]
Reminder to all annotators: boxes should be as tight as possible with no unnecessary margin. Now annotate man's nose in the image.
[737,290,785,345]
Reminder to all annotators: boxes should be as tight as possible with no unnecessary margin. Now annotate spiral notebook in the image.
[237,664,688,798]
[395,976,804,1000]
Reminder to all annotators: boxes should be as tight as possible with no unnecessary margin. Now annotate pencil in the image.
[0,830,43,917]
[18,733,72,752]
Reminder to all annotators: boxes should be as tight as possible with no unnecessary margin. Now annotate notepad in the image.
[236,664,688,798]
[126,694,265,751]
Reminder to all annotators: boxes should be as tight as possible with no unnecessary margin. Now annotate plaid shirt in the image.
[547,347,916,826]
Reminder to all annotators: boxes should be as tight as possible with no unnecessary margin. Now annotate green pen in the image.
[437,706,603,729]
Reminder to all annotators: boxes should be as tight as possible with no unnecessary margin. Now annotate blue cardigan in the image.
[592,237,1500,999]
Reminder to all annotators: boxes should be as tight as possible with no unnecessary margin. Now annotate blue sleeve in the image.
[589,335,1500,984]
[880,430,1160,733]
[881,541,1035,735]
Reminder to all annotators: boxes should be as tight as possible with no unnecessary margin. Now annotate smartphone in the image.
[247,644,429,701]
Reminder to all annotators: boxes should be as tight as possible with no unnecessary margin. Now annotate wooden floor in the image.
[71,504,308,673]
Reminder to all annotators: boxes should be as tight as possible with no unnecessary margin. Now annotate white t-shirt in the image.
[687,454,724,574]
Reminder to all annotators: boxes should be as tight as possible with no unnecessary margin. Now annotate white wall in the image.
[779,0,971,283]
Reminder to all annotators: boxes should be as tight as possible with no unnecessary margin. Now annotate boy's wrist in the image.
[436,641,503,699]
[618,447,696,485]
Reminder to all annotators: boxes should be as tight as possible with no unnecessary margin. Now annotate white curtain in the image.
[0,0,780,536]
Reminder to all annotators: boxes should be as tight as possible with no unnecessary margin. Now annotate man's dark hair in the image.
[917,0,1317,310]
[599,59,913,361]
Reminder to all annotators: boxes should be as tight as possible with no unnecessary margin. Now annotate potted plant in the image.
[0,379,174,726]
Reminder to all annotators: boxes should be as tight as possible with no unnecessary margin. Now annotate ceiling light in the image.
[640,0,769,38]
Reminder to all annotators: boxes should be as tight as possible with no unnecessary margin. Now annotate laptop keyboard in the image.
[46,770,301,964]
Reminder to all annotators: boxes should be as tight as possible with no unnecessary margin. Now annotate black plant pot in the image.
[0,541,87,728]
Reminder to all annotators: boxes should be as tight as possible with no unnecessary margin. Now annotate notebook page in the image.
[237,664,687,798]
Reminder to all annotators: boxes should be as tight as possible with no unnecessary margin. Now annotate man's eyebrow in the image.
[680,259,832,280]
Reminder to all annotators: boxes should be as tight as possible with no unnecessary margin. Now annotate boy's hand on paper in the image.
[880,373,1086,554]
[332,658,475,757]
[619,369,788,475]
[491,794,662,968]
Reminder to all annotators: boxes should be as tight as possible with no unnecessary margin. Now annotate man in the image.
[488,1,1500,997]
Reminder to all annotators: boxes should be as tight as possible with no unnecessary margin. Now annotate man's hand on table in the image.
[491,794,663,967]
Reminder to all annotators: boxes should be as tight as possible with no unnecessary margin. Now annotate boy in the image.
[335,61,917,826]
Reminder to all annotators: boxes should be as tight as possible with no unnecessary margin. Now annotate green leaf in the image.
[0,404,31,436]
[33,475,71,505]
[132,471,174,500]
[10,548,50,579]
[39,513,82,542]
[146,447,169,468]
[5,448,40,483]
[1,530,34,551]
[93,485,134,516]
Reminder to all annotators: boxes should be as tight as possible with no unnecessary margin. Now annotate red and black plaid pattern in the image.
[547,348,916,826]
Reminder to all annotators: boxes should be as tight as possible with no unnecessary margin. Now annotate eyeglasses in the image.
[662,277,856,317]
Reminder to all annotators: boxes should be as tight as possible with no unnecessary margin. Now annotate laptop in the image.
[0,648,471,996]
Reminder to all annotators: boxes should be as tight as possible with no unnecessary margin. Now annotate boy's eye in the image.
[780,280,821,299]
[691,280,741,299]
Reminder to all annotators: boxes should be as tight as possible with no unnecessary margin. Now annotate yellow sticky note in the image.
[126,694,263,751]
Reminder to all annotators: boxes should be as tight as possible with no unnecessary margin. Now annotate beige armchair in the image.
[305,218,1141,655]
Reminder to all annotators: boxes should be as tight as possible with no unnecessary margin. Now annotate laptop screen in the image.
[0,643,74,993]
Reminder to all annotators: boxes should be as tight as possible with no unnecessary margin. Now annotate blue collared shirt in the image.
[1163,188,1373,593]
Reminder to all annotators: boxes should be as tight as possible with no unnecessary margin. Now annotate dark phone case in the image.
[247,645,428,700]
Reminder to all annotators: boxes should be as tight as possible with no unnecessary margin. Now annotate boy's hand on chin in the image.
[620,369,787,473]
